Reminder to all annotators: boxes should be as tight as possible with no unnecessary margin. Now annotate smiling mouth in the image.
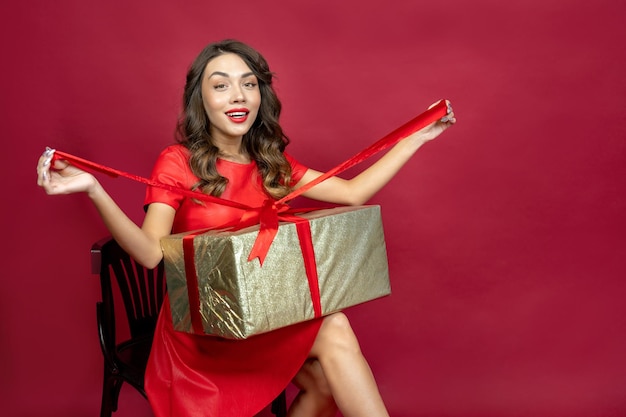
[226,111,248,118]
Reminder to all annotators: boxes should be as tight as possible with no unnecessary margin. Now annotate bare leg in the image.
[308,312,390,417]
[288,359,338,417]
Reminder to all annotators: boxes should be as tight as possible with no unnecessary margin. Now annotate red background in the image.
[3,1,626,416]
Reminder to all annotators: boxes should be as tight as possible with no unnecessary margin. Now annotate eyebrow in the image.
[208,71,256,79]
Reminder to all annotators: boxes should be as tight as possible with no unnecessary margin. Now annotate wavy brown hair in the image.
[176,39,293,199]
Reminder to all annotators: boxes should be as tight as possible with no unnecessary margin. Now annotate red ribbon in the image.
[51,150,251,211]
[248,99,449,264]
[52,99,448,262]
[50,100,449,332]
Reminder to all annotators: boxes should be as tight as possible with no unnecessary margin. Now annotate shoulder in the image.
[153,144,192,171]
[150,144,195,184]
[158,144,191,161]
[283,152,303,168]
[145,144,194,208]
[283,152,308,183]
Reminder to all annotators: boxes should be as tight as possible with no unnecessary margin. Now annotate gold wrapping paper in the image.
[161,205,390,339]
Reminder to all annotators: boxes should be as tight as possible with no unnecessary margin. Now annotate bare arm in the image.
[296,100,456,205]
[36,153,173,268]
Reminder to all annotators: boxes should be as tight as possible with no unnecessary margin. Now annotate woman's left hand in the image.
[411,99,456,143]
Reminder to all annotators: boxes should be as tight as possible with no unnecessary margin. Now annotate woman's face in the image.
[201,53,261,145]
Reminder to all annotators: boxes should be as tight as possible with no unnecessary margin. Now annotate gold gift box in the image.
[161,205,390,339]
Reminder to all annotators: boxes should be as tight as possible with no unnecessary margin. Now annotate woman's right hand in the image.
[36,147,98,196]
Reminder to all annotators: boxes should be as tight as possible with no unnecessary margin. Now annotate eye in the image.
[243,81,258,89]
[214,83,228,91]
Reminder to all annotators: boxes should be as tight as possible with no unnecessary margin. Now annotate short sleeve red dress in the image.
[143,144,323,417]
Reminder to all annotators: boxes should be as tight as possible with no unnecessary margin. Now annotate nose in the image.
[230,84,246,103]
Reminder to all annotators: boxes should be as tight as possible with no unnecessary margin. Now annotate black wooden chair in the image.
[91,237,166,417]
[91,236,287,417]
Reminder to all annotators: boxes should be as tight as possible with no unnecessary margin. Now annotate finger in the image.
[441,101,454,122]
[36,162,50,186]
[51,159,69,171]
[42,147,55,167]
[37,147,58,185]
[37,147,55,173]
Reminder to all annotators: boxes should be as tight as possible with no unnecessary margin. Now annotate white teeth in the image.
[226,112,247,117]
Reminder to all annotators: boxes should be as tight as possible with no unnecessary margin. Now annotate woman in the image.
[37,39,455,417]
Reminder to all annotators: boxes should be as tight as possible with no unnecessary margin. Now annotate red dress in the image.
[144,144,323,417]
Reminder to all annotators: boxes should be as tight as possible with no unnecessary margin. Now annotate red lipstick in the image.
[225,108,249,124]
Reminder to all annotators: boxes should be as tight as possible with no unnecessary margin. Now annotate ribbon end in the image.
[248,254,263,266]
[247,251,266,266]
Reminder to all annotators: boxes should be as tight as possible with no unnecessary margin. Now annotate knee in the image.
[323,311,351,330]
[316,312,361,356]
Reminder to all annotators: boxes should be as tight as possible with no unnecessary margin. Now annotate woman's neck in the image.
[211,136,250,163]
[218,149,250,164]
[217,144,250,164]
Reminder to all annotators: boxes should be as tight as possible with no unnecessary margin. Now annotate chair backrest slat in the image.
[97,238,166,340]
